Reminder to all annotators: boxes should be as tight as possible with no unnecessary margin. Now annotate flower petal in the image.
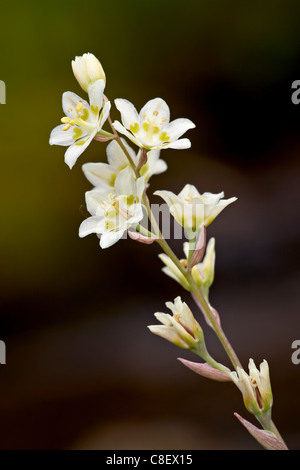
[106,139,134,169]
[165,118,195,140]
[62,91,90,118]
[100,229,125,249]
[114,166,136,196]
[79,216,105,238]
[114,98,139,128]
[147,325,188,349]
[87,78,105,111]
[99,100,111,128]
[163,138,192,149]
[112,120,139,145]
[49,124,76,146]
[140,98,170,124]
[82,162,116,188]
[64,134,94,169]
[85,188,110,216]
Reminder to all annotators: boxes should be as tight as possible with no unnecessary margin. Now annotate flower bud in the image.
[148,296,204,351]
[230,359,273,424]
[191,238,215,302]
[72,53,106,93]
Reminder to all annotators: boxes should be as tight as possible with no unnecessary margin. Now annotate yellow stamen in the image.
[62,124,70,131]
[70,119,76,125]
[76,102,83,112]
[61,117,70,123]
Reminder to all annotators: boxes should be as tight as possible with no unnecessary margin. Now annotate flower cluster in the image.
[49,54,286,450]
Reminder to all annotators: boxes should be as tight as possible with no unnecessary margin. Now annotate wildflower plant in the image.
[50,53,288,450]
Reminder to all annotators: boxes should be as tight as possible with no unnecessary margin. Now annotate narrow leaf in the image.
[178,357,231,382]
[234,413,288,450]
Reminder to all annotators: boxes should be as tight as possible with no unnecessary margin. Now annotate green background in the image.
[1,0,300,449]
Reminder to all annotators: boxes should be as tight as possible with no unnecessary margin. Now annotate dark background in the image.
[0,0,300,450]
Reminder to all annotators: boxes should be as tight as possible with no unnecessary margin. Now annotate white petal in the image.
[114,166,136,196]
[178,184,201,200]
[154,190,181,208]
[106,139,132,169]
[140,98,170,124]
[163,138,192,149]
[154,312,172,326]
[49,124,76,146]
[79,216,105,237]
[201,192,224,204]
[112,120,139,146]
[150,159,168,176]
[165,118,195,140]
[114,98,139,128]
[62,91,90,118]
[87,78,105,111]
[82,162,116,188]
[64,134,94,169]
[205,197,237,225]
[85,188,110,216]
[136,176,146,201]
[100,229,125,249]
[99,100,111,128]
[147,325,188,348]
[127,204,144,226]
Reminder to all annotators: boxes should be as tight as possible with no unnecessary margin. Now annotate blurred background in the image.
[1,0,300,450]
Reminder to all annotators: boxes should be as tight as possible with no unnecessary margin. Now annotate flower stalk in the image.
[50,53,288,450]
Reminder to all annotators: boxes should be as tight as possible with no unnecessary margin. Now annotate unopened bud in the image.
[72,53,106,93]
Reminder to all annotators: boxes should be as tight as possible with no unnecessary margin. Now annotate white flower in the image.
[113,97,195,150]
[155,185,237,239]
[49,83,111,169]
[72,53,106,94]
[148,296,204,350]
[79,166,145,249]
[230,359,273,417]
[82,139,167,189]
